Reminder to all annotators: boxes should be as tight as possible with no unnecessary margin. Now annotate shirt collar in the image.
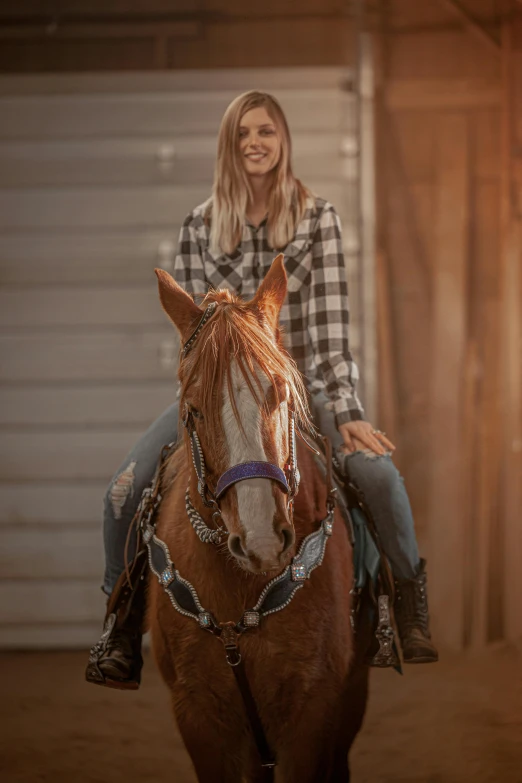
[245,214,268,230]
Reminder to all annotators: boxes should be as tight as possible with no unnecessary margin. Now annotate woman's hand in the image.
[338,420,396,457]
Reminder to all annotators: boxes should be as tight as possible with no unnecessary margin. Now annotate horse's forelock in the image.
[179,292,312,436]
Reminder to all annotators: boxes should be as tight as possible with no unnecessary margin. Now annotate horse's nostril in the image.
[280,526,295,554]
[228,534,248,560]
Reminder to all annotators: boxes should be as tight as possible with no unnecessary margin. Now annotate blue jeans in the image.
[102,395,420,595]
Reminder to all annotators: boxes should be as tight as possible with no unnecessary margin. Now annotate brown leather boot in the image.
[85,565,146,690]
[394,559,439,664]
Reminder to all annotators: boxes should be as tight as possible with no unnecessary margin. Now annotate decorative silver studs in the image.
[291,562,307,581]
[243,611,260,628]
[198,612,212,628]
[323,517,334,536]
[143,526,154,544]
[160,567,175,587]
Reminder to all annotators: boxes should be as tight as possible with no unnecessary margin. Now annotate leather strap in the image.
[230,655,276,775]
[182,302,217,358]
[106,547,149,621]
[323,435,334,497]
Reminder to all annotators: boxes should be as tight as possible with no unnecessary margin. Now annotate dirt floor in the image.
[0,644,521,783]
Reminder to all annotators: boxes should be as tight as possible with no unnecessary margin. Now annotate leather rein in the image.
[139,302,338,779]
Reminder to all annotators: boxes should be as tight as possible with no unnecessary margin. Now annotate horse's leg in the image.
[172,699,245,783]
[327,746,351,783]
[182,739,242,783]
[327,664,369,783]
[277,666,368,783]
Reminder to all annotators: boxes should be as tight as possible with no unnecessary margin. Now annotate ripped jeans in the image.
[102,393,420,595]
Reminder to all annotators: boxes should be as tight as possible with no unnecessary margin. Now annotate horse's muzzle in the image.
[228,519,295,574]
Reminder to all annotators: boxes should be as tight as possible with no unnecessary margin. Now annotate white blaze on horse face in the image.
[222,362,284,562]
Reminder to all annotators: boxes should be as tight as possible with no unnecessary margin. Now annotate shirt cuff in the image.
[335,408,365,428]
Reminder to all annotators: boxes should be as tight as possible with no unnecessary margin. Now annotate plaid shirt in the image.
[173,195,365,426]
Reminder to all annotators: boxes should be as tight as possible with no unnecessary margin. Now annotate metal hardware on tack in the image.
[220,622,242,666]
[185,488,227,545]
[368,594,399,668]
[182,302,217,358]
[243,611,260,628]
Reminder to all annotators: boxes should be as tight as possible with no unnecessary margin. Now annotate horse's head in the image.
[155,255,312,575]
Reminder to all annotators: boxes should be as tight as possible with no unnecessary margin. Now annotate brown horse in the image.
[147,255,370,783]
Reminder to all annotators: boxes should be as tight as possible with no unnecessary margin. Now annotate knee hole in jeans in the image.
[109,461,137,520]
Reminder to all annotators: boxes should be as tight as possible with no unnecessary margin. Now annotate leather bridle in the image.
[180,302,301,531]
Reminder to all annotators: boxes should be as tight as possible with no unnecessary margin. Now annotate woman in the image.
[86,91,438,690]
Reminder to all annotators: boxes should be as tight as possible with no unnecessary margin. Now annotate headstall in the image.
[138,300,337,776]
[179,302,301,544]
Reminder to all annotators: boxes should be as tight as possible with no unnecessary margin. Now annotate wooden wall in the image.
[499,6,522,646]
[376,0,521,648]
[0,0,356,72]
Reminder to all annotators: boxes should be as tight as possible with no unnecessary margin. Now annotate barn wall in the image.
[1,0,520,650]
[376,0,521,648]
[0,0,356,72]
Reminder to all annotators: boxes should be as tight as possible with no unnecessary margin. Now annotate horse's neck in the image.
[292,442,331,535]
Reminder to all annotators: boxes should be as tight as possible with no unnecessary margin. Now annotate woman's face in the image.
[238,106,281,179]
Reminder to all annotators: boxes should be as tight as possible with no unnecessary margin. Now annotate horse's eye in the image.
[184,402,203,421]
[265,382,288,414]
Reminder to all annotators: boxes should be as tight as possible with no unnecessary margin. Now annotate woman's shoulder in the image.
[296,194,338,237]
[181,197,212,231]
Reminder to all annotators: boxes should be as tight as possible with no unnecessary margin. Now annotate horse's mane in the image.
[180,288,313,435]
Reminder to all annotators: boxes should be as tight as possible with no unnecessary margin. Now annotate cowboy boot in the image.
[85,562,147,690]
[394,558,439,664]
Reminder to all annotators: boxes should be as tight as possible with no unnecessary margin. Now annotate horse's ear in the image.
[250,253,287,331]
[154,268,202,336]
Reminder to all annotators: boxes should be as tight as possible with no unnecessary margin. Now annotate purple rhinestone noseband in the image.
[216,462,290,500]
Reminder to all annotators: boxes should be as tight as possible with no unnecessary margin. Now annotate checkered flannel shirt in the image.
[173,195,365,426]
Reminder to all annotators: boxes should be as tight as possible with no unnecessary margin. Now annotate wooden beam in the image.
[0,22,199,40]
[501,219,522,641]
[439,0,501,54]
[500,12,522,642]
[376,249,399,443]
[385,79,501,110]
[428,113,470,650]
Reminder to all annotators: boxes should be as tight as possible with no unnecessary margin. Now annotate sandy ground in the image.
[0,644,521,783]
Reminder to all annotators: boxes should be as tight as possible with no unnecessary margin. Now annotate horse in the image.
[146,255,370,783]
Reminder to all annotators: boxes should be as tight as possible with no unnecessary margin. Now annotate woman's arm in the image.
[172,214,208,296]
[308,203,365,427]
[308,203,395,456]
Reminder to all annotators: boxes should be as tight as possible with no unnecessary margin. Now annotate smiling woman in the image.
[240,111,280,176]
[209,92,311,258]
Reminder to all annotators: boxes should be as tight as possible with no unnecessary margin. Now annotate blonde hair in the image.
[209,91,310,256]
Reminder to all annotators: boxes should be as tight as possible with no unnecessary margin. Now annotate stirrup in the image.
[367,594,401,669]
